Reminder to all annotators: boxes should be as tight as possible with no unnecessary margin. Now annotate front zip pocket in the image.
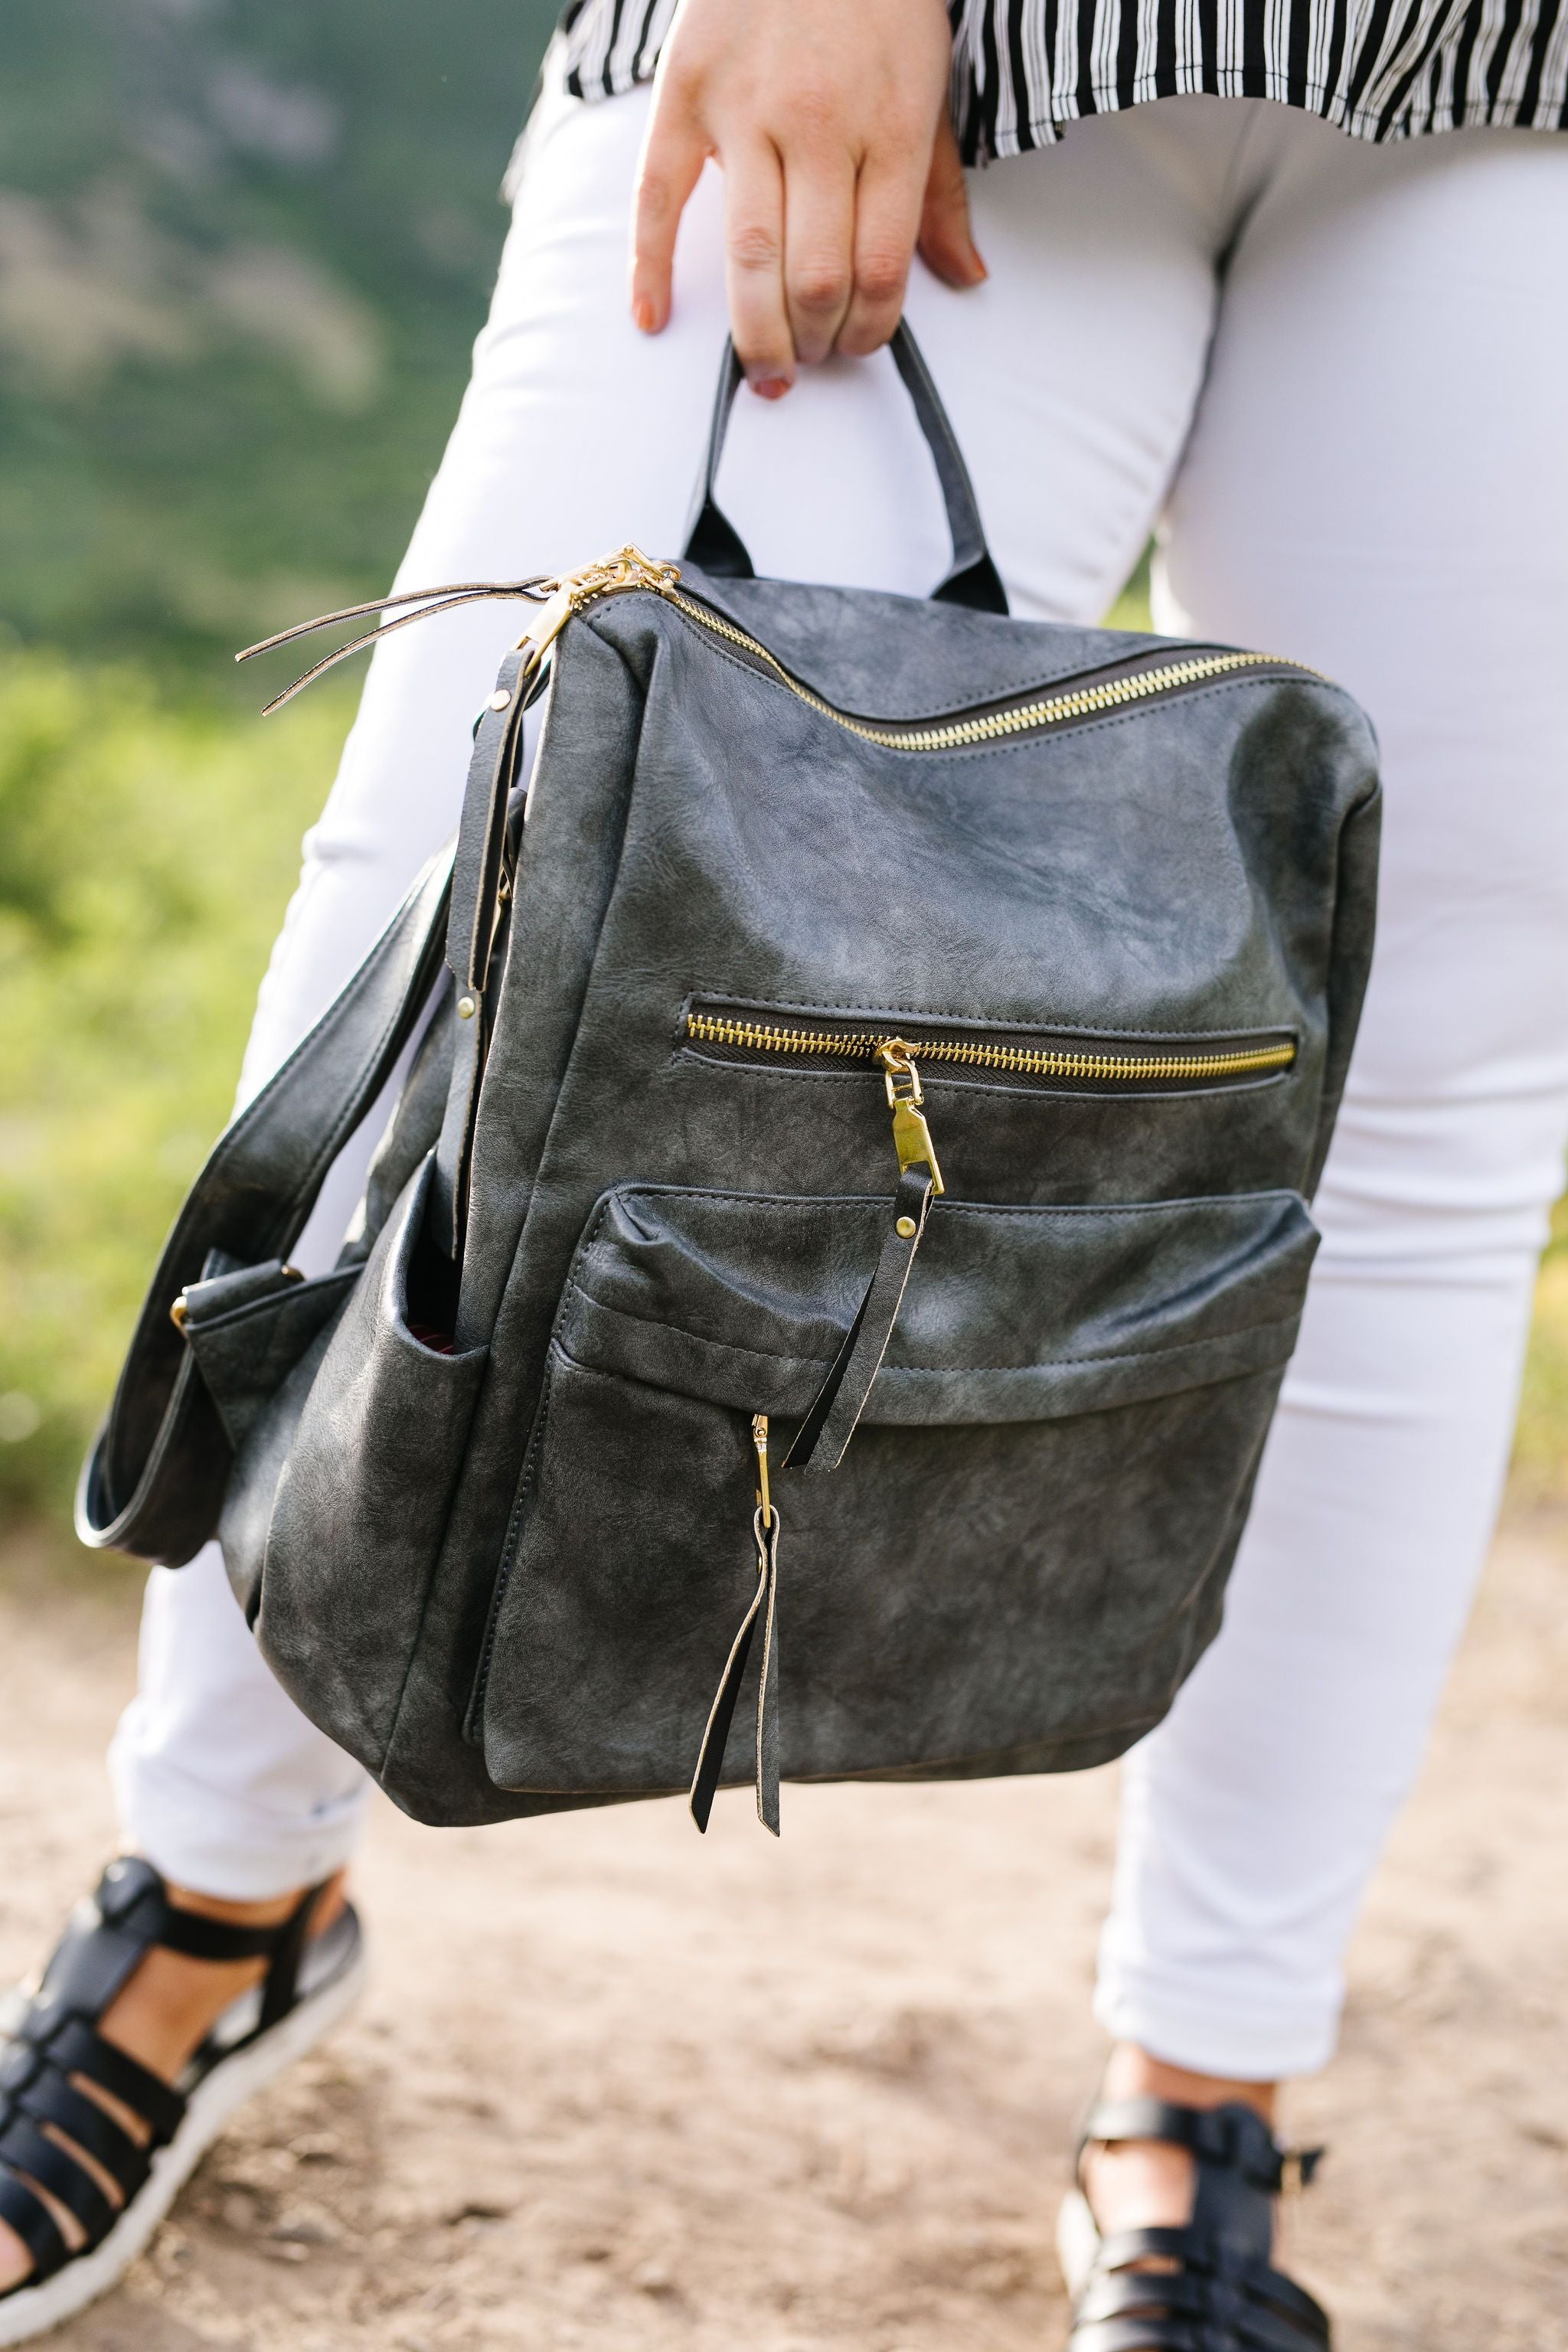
[681,1001,1298,1099]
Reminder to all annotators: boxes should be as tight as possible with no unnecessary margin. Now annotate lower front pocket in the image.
[475,1184,1316,1802]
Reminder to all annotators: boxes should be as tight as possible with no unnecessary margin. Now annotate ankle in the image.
[1102,2040,1278,2128]
[97,1866,348,2084]
[158,1868,348,1937]
[1080,2044,1281,2238]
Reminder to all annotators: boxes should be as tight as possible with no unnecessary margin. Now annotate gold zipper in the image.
[683,1008,1297,1089]
[519,546,1321,754]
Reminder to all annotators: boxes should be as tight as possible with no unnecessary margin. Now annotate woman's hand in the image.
[631,0,985,396]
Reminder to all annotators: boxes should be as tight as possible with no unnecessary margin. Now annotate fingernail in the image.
[968,251,988,283]
[749,376,792,401]
[632,295,657,333]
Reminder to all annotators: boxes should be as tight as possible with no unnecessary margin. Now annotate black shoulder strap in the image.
[76,844,455,1566]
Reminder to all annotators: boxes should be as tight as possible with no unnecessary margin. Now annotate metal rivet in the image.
[457,994,478,1020]
[488,689,511,712]
[896,1215,916,1239]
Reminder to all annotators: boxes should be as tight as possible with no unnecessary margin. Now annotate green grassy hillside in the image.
[0,0,557,669]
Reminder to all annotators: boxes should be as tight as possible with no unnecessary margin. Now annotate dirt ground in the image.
[0,1516,1563,2352]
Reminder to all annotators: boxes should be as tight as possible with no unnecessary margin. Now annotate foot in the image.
[1058,2044,1330,2350]
[0,1858,357,2324]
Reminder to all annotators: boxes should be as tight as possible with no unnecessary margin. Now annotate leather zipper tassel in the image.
[689,1429,782,1835]
[691,1114,940,1834]
[782,1165,936,1474]
[785,1050,940,1474]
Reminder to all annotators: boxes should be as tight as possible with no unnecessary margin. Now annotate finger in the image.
[916,116,986,290]
[631,99,707,335]
[836,155,921,358]
[724,139,794,394]
[781,146,857,366]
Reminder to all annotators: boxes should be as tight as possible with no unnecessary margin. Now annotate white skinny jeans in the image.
[110,80,1568,2079]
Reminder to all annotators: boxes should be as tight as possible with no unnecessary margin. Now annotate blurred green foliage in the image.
[0,652,351,1521]
[1514,1202,1568,1505]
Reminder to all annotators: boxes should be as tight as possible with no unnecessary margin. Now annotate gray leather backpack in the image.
[78,328,1380,1836]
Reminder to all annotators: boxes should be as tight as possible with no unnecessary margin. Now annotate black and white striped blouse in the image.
[560,0,1568,162]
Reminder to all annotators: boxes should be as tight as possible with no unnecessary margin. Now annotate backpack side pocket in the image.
[229,1152,488,1776]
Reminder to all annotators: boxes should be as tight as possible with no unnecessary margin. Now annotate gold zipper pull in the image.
[515,545,680,665]
[752,1413,773,1528]
[877,1040,945,1195]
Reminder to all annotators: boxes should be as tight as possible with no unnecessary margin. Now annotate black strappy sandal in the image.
[0,1856,365,2347]
[1057,2097,1331,2352]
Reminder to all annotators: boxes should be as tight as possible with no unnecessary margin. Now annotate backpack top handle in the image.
[681,319,1009,617]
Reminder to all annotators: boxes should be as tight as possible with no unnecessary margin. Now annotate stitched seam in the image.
[387,618,657,1773]
[562,1290,1301,1378]
[614,599,1341,760]
[673,1050,1292,1104]
[485,1713,1169,1801]
[594,590,1166,717]
[465,1195,619,1730]
[922,673,1341,765]
[581,1184,1304,1220]
[611,589,1243,724]
[682,988,1301,1048]
[800,1711,1167,1780]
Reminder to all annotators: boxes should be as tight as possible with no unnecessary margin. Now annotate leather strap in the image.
[446,648,532,996]
[43,2022,185,2154]
[0,2171,70,2283]
[782,1167,935,1473]
[0,2117,115,2241]
[45,2020,186,2148]
[683,321,1008,616]
[430,649,537,1257]
[76,844,456,1564]
[256,1884,325,2035]
[688,1506,781,1837]
[1079,2098,1324,2196]
[155,1907,299,1965]
[15,2075,150,2200]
